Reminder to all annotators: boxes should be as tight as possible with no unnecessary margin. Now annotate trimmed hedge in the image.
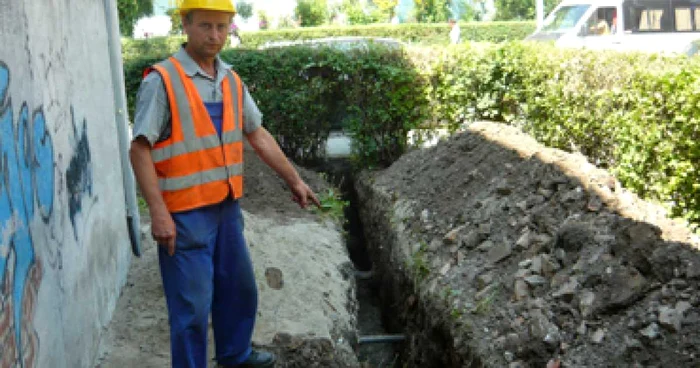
[123,45,427,168]
[121,21,535,60]
[240,21,535,48]
[123,41,700,226]
[423,42,699,226]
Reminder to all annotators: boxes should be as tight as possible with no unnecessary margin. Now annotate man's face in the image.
[183,10,232,59]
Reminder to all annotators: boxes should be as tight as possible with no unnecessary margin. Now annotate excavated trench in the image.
[316,158,407,368]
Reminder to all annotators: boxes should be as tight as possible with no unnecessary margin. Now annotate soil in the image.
[355,121,700,367]
[96,120,700,368]
[95,145,360,368]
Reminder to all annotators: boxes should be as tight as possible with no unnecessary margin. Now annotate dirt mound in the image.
[356,121,700,367]
[240,143,332,221]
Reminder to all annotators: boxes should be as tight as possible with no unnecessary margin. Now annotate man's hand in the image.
[151,208,177,256]
[290,181,321,209]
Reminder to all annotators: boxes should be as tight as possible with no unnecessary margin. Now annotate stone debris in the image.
[356,121,700,367]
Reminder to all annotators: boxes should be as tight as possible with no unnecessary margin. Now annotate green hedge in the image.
[123,41,699,225]
[123,45,427,168]
[422,42,699,225]
[121,21,535,61]
[240,21,535,48]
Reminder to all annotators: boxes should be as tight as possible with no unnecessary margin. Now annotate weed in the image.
[311,187,349,224]
[411,242,430,280]
[474,283,501,315]
[137,195,149,213]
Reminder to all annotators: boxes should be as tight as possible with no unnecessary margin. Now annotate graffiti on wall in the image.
[0,61,51,368]
[66,106,94,242]
[0,60,96,367]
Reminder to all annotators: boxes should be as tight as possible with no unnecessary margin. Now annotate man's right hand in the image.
[151,208,176,256]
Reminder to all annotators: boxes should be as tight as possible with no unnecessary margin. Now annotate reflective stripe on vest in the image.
[149,57,245,212]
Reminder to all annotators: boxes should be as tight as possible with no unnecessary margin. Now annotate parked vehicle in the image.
[526,0,700,55]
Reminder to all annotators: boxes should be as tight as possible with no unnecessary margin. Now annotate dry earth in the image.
[356,121,700,368]
[95,146,360,368]
[97,121,700,368]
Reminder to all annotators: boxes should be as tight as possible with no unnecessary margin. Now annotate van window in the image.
[641,8,665,29]
[675,7,693,30]
[584,7,618,35]
[541,5,591,32]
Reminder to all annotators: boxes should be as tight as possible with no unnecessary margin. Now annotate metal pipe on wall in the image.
[103,0,142,257]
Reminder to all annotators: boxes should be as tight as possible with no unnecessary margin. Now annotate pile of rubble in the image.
[356,121,700,367]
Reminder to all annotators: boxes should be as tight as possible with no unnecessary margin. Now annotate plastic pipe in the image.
[358,335,406,344]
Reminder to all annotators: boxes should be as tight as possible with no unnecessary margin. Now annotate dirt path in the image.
[96,148,359,367]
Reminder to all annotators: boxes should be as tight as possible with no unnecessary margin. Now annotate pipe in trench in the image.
[102,0,142,257]
[358,334,406,344]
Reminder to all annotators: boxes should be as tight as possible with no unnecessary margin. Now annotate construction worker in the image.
[129,0,320,367]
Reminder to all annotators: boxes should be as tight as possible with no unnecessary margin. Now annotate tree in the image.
[166,8,182,35]
[372,0,399,21]
[413,0,450,22]
[452,0,485,21]
[117,0,154,37]
[295,0,329,27]
[236,1,254,20]
[494,0,557,20]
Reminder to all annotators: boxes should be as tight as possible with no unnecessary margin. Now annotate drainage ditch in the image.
[316,158,404,368]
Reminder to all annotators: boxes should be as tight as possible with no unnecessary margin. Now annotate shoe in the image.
[217,350,276,368]
[239,350,276,368]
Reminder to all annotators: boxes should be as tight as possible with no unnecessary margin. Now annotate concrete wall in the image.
[0,1,132,367]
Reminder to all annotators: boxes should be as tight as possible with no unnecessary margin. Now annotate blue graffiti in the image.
[0,61,54,364]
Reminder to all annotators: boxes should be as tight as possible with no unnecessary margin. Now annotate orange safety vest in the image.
[146,57,244,213]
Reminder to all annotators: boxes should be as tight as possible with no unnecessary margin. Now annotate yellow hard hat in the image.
[172,0,236,15]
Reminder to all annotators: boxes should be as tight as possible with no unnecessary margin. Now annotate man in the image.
[129,1,320,367]
[449,19,461,45]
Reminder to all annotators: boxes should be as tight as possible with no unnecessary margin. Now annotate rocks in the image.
[658,301,691,332]
[639,323,661,341]
[487,242,513,264]
[555,222,594,252]
[591,328,606,344]
[355,121,700,368]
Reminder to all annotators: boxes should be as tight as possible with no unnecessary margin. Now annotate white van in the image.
[526,0,700,55]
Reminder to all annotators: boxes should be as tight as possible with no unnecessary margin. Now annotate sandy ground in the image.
[95,148,359,367]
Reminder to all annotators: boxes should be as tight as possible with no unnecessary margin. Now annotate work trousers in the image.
[158,198,257,368]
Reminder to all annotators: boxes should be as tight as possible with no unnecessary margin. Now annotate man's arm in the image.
[246,127,320,208]
[129,137,176,255]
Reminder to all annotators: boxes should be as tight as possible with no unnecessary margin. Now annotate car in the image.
[526,0,700,56]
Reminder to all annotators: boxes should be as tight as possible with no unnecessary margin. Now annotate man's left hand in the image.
[290,181,320,209]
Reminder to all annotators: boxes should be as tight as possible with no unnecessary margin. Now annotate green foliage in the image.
[123,42,427,167]
[118,0,154,37]
[494,0,558,20]
[236,1,254,20]
[258,10,270,29]
[411,242,430,279]
[342,1,385,25]
[373,0,400,21]
[296,0,330,26]
[413,0,451,22]
[120,24,700,227]
[166,8,182,35]
[242,21,534,48]
[474,284,501,315]
[422,42,700,226]
[310,187,349,223]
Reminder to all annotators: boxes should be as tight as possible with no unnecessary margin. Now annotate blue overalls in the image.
[158,102,257,368]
